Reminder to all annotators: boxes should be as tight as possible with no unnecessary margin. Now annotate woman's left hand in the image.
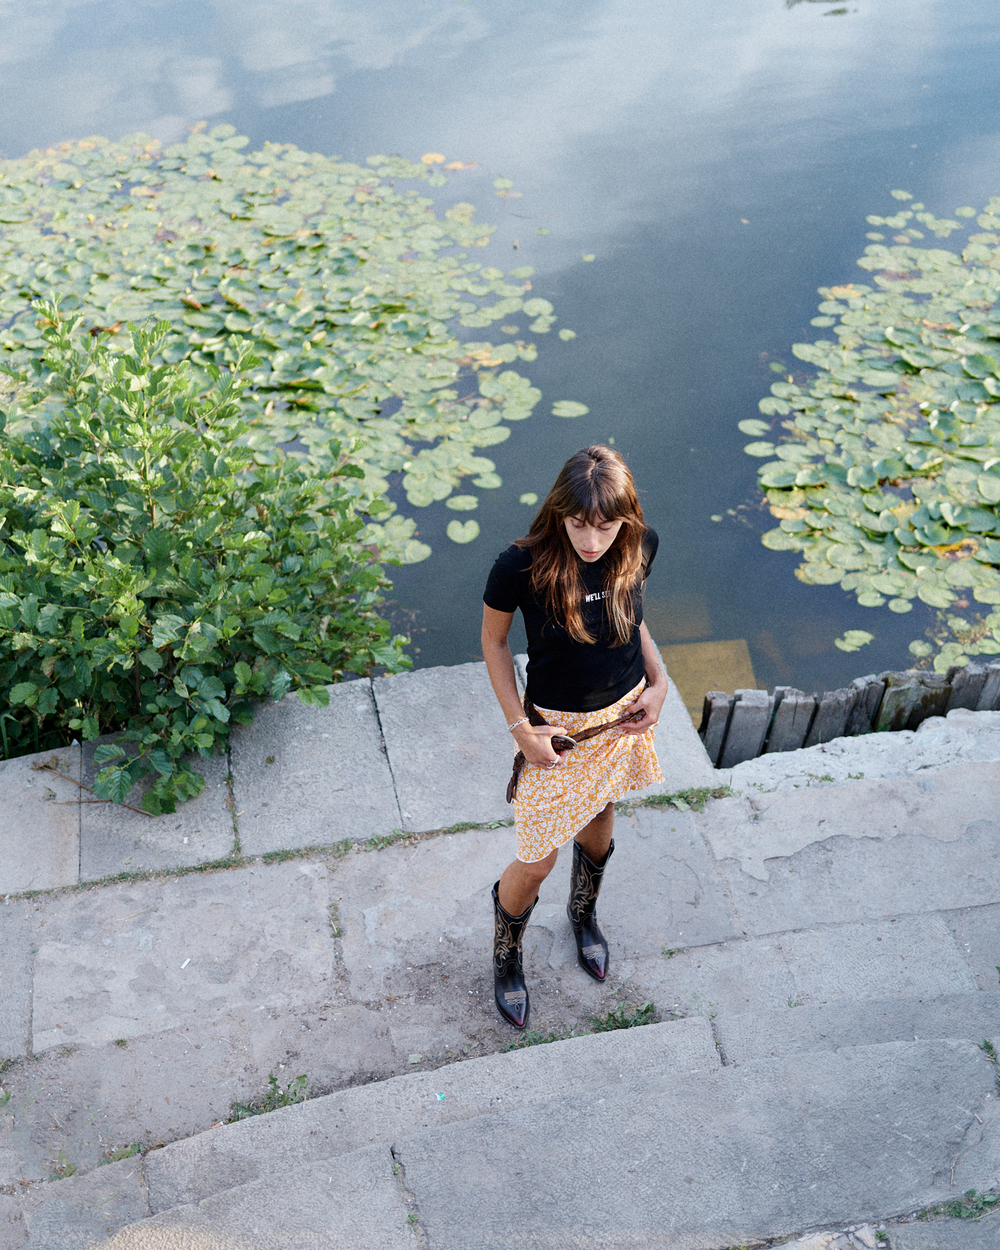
[620,679,668,735]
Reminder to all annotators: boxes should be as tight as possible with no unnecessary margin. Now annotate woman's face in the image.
[564,512,623,562]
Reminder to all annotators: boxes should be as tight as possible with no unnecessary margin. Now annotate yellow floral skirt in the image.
[513,679,663,863]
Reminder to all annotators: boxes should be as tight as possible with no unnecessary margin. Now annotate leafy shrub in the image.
[0,309,409,811]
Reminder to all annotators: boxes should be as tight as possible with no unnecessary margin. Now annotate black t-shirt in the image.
[483,529,658,713]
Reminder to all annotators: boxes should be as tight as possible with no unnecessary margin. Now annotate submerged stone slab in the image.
[231,679,401,855]
[31,861,335,1052]
[373,663,512,831]
[80,738,233,881]
[0,744,81,894]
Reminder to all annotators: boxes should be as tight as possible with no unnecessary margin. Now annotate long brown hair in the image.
[516,445,646,645]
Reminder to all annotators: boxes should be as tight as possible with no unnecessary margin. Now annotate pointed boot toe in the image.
[567,839,614,983]
[492,882,536,1030]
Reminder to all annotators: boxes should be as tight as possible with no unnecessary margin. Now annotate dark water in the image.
[2,0,998,692]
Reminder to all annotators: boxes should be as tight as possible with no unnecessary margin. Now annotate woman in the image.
[482,444,667,1029]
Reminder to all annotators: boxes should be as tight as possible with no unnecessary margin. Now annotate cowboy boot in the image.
[567,839,614,981]
[492,881,536,1030]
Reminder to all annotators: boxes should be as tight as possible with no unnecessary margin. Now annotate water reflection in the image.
[0,0,997,693]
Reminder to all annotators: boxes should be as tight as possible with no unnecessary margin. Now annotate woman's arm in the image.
[482,604,567,766]
[619,621,670,735]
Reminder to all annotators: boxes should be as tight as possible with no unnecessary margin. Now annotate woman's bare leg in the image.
[498,848,558,915]
[573,801,614,863]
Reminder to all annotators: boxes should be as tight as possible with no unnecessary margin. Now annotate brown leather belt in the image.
[505,696,646,803]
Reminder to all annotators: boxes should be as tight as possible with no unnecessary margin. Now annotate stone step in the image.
[712,990,1000,1065]
[5,1016,718,1246]
[31,1034,1000,1250]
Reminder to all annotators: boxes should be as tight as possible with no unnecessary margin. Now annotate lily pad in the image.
[445,495,479,511]
[446,519,480,544]
[551,401,589,418]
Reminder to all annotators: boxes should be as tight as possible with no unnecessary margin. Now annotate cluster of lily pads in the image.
[0,127,585,563]
[749,191,1000,671]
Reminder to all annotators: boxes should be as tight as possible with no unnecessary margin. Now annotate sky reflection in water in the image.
[1,0,998,689]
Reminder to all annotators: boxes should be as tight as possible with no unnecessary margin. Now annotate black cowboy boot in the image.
[492,881,536,1030]
[567,839,614,981]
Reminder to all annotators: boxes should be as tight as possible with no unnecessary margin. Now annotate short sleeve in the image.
[484,545,530,613]
[642,528,659,579]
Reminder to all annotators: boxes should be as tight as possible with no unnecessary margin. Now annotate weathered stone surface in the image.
[719,816,1000,934]
[703,761,1000,882]
[396,1040,1000,1250]
[718,689,772,768]
[698,692,732,765]
[889,1211,1000,1249]
[373,663,513,831]
[231,679,401,856]
[15,1156,149,1250]
[941,902,1000,991]
[143,1017,718,1212]
[805,685,854,748]
[100,1148,413,1250]
[80,739,233,881]
[636,916,974,1018]
[0,900,31,1060]
[0,745,81,894]
[31,861,335,1052]
[765,689,816,754]
[728,709,1000,794]
[714,992,1000,1065]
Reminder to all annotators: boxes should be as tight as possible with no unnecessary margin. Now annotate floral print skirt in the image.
[512,679,663,864]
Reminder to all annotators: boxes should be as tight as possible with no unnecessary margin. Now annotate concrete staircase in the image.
[2,663,1000,1248]
[6,1010,999,1248]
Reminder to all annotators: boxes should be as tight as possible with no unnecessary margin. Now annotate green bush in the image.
[0,308,409,812]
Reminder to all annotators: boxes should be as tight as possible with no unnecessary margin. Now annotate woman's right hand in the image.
[511,722,570,768]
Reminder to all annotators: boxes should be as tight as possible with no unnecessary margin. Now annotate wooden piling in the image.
[764,689,817,753]
[946,662,987,712]
[699,692,734,766]
[718,689,774,769]
[977,661,1000,711]
[803,686,855,748]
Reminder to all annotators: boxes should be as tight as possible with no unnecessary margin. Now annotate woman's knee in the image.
[518,850,558,887]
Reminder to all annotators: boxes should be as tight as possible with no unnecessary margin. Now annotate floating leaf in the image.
[552,401,589,418]
[445,495,478,511]
[744,442,776,457]
[558,329,577,341]
[519,492,538,505]
[446,519,480,544]
[834,629,875,652]
[739,419,771,437]
[581,254,596,262]
[421,153,446,164]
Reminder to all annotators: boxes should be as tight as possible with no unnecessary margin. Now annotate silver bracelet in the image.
[507,716,528,733]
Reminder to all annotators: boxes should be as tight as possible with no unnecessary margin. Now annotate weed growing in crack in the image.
[918,1189,1000,1221]
[590,1001,656,1032]
[229,1072,308,1121]
[51,1150,77,1180]
[500,1028,573,1052]
[103,1143,143,1165]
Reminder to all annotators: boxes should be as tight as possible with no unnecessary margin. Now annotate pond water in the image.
[2,0,998,702]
